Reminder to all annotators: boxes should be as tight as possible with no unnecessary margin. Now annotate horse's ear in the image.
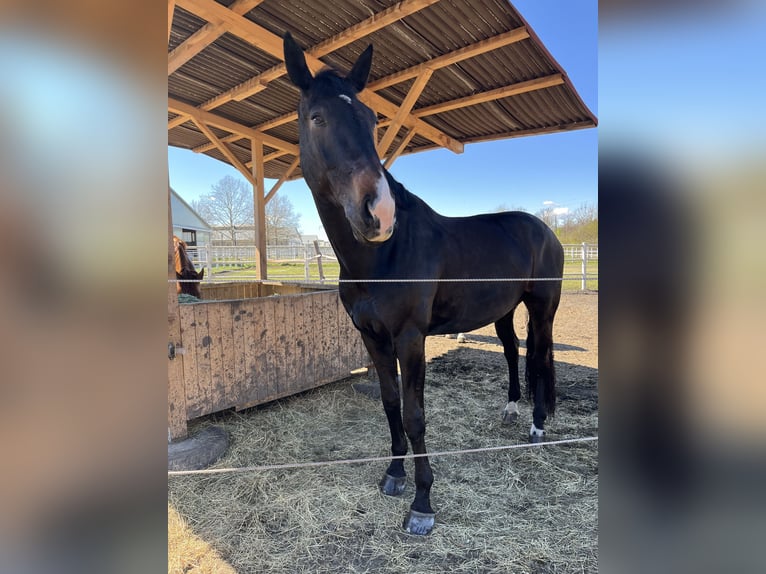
[197,268,204,280]
[283,32,312,91]
[346,44,373,93]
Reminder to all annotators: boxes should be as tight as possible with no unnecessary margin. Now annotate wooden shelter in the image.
[167,0,596,440]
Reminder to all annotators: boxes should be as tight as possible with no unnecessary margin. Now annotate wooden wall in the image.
[174,285,370,426]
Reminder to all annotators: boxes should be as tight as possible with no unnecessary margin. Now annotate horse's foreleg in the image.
[396,327,434,535]
[360,332,407,496]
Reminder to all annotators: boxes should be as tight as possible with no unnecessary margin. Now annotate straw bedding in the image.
[169,293,598,573]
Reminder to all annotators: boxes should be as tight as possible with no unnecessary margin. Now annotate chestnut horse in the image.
[173,235,203,299]
[284,33,563,535]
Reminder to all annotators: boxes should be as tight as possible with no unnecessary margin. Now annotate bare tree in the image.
[265,194,302,245]
[192,176,253,245]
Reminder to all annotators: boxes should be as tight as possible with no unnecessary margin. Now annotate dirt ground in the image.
[169,292,598,573]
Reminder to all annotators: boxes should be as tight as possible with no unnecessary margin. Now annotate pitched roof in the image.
[168,0,596,182]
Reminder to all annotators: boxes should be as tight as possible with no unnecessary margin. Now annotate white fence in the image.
[185,242,598,290]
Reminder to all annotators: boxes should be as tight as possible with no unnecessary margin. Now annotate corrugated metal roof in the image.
[168,0,596,182]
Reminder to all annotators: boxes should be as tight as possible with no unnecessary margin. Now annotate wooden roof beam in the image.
[264,156,300,204]
[168,113,190,130]
[235,29,530,143]
[168,97,298,154]
[168,0,266,74]
[168,0,176,45]
[383,128,416,169]
[178,0,461,153]
[199,0,442,108]
[413,74,564,117]
[377,68,432,157]
[371,27,529,90]
[189,117,256,187]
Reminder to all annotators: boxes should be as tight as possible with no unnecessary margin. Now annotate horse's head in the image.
[177,267,204,299]
[284,32,396,244]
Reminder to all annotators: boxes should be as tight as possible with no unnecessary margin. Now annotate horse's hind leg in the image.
[359,331,407,496]
[495,308,521,424]
[523,294,559,443]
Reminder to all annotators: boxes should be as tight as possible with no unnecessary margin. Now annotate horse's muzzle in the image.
[362,175,396,243]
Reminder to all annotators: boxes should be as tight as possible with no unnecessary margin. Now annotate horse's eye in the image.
[310,113,324,126]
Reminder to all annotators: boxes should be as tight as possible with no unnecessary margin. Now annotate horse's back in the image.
[424,210,562,334]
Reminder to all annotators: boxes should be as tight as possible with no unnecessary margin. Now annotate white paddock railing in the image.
[184,243,598,290]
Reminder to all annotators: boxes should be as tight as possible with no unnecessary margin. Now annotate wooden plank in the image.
[219,299,236,409]
[295,294,316,387]
[261,296,278,401]
[242,299,258,404]
[207,303,226,412]
[179,305,202,418]
[272,296,288,398]
[323,292,339,382]
[193,304,212,416]
[230,300,247,408]
[251,296,271,404]
[280,295,300,394]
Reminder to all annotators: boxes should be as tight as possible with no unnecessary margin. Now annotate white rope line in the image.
[168,436,597,477]
[172,276,597,284]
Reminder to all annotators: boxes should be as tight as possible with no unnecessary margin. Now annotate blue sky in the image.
[168,0,598,239]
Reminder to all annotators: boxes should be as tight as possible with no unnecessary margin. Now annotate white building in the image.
[171,187,211,247]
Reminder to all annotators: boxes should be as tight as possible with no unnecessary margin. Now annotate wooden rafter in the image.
[189,27,530,156]
[189,117,256,186]
[168,0,176,45]
[384,128,416,168]
[372,27,529,90]
[175,0,461,154]
[168,113,190,130]
[413,74,564,117]
[168,97,298,154]
[264,156,300,204]
[168,0,265,75]
[200,0,441,107]
[377,68,432,157]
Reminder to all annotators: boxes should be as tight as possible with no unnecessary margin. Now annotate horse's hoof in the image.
[502,410,518,424]
[380,473,406,496]
[403,510,435,535]
[501,401,519,425]
[456,333,466,343]
[529,433,545,444]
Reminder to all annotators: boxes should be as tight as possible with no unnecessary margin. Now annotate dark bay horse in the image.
[284,33,564,535]
[173,235,204,299]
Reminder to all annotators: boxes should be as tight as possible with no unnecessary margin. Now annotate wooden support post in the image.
[314,240,325,282]
[581,242,588,291]
[252,139,267,280]
[168,184,188,441]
